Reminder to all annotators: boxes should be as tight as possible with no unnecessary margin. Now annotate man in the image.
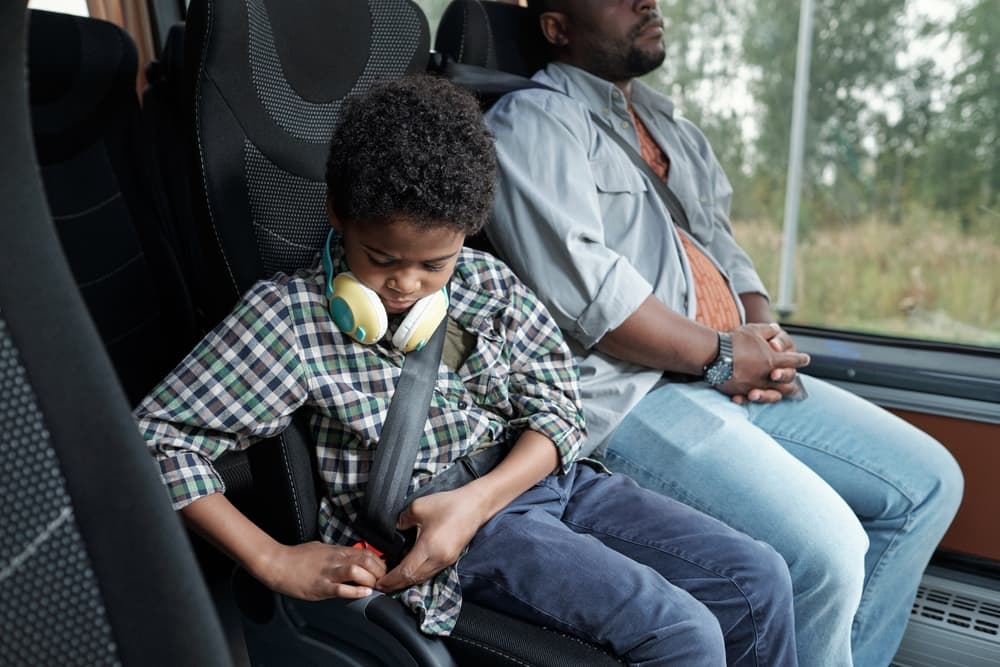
[483,1,964,665]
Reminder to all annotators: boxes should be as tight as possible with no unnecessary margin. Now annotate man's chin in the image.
[627,47,666,78]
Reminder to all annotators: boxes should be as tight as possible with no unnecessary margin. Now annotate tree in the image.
[743,0,909,225]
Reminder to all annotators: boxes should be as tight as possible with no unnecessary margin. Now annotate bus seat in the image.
[26,9,199,407]
[435,0,548,80]
[184,0,429,326]
[182,0,623,664]
[0,4,231,664]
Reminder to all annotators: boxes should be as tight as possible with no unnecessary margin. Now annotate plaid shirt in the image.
[134,243,586,635]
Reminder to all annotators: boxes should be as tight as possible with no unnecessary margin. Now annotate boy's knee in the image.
[751,541,794,601]
[683,605,727,663]
[732,538,796,624]
[643,599,726,666]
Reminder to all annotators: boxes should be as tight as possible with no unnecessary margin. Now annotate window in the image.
[644,0,998,348]
[27,0,88,16]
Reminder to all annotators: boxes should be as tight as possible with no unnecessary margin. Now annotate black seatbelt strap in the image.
[442,59,692,234]
[360,317,446,565]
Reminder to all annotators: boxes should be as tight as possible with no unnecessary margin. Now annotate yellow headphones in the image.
[322,230,448,352]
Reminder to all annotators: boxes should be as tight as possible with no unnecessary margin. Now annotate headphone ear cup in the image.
[329,272,388,345]
[392,288,449,352]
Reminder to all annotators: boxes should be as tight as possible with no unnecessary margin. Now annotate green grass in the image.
[732,208,1000,348]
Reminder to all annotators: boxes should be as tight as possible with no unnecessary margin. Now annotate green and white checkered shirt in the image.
[134,242,586,635]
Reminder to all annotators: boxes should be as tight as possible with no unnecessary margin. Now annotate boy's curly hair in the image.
[325,75,495,235]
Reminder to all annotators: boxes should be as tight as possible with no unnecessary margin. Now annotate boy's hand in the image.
[375,486,488,592]
[260,541,386,601]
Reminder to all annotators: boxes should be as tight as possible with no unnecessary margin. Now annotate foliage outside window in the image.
[650,0,998,348]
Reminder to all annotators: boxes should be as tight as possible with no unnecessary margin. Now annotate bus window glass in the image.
[28,0,88,16]
[642,0,998,348]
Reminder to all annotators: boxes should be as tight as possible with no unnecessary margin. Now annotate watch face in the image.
[705,355,734,386]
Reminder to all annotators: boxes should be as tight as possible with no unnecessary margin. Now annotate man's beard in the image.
[625,43,666,78]
[624,13,667,77]
[583,16,666,81]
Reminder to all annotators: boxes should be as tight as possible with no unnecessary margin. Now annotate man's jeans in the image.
[457,464,798,667]
[602,374,963,667]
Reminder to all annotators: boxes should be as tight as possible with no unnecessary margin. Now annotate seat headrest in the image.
[435,0,549,78]
[27,10,138,160]
[185,0,431,320]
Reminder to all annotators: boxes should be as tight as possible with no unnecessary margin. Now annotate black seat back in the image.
[184,0,431,325]
[1,5,231,664]
[27,10,198,406]
[435,0,547,78]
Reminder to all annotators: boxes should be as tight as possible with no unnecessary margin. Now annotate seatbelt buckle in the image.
[352,541,385,559]
[354,525,417,570]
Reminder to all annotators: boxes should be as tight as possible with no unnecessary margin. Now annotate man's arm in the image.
[599,295,809,399]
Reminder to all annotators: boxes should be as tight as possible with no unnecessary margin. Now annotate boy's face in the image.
[331,214,465,315]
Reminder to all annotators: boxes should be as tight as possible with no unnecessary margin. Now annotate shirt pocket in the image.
[589,152,648,195]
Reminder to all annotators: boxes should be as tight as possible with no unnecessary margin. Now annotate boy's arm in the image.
[139,282,387,600]
[376,429,557,592]
[182,492,385,600]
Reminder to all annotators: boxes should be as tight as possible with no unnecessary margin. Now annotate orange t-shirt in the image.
[629,108,741,331]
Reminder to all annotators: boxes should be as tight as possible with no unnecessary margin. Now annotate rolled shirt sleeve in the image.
[502,273,588,471]
[134,281,309,509]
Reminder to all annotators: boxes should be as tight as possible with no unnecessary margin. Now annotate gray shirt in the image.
[485,62,767,454]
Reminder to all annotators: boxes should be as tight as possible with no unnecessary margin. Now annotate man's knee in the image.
[923,443,964,521]
[792,520,867,604]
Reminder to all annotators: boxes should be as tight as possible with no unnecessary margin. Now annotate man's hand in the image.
[259,541,386,601]
[722,323,810,404]
[376,486,488,593]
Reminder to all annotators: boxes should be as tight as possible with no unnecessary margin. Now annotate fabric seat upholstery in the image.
[27,10,198,406]
[1,5,231,664]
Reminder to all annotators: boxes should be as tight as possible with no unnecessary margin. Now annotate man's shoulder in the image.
[486,68,591,127]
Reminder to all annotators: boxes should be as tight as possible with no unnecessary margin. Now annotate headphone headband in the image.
[322,229,448,352]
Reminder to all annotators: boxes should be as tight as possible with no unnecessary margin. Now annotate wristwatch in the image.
[703,331,734,386]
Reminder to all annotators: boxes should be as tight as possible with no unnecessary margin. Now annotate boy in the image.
[135,75,796,666]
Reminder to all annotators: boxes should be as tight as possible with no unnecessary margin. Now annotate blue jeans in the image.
[457,464,797,667]
[602,374,963,667]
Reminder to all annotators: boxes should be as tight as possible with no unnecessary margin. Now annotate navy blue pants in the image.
[457,464,797,666]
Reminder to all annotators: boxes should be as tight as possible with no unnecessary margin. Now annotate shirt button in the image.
[602,107,610,116]
[621,121,630,129]
[457,400,469,410]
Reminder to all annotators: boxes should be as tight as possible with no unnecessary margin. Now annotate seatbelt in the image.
[588,114,692,234]
[441,59,692,234]
[359,316,447,565]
